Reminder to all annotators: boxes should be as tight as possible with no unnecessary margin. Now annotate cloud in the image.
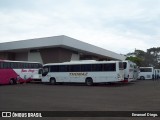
[0,0,160,54]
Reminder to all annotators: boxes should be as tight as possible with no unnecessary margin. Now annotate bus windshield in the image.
[140,68,152,72]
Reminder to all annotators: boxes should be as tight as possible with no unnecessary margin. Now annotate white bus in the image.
[154,69,160,79]
[133,64,139,80]
[123,60,135,82]
[41,60,124,85]
[138,67,154,80]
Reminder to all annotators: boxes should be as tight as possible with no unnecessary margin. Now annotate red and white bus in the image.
[0,60,42,85]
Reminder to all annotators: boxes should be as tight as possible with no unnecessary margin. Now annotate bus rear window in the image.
[119,62,124,70]
[123,62,127,69]
[140,68,152,72]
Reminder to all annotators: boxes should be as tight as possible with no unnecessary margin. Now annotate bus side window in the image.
[0,62,2,68]
[70,65,81,72]
[59,65,69,72]
[14,63,18,69]
[11,63,14,69]
[34,63,38,68]
[3,62,11,68]
[19,63,23,69]
[35,63,37,68]
[81,64,92,72]
[104,63,116,71]
[50,66,59,72]
[24,63,28,68]
[92,64,102,71]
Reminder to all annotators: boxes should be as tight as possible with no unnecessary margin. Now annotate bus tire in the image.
[85,78,93,86]
[140,76,145,80]
[50,78,56,85]
[10,79,15,85]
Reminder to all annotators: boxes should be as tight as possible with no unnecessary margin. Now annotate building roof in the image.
[0,35,126,60]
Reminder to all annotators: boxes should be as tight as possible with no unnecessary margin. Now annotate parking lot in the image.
[0,80,160,120]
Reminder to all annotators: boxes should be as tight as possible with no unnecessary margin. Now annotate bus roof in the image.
[139,67,154,68]
[43,60,121,66]
[123,60,135,64]
[0,59,41,64]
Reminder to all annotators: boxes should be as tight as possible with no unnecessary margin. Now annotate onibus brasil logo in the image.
[2,112,42,118]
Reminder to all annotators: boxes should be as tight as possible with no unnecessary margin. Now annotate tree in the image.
[126,48,160,68]
[126,56,143,66]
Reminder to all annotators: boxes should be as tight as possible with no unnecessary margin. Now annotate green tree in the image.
[126,56,143,66]
[126,48,160,68]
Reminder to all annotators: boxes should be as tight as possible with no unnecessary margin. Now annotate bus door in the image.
[129,68,134,80]
[42,66,50,82]
[0,69,8,84]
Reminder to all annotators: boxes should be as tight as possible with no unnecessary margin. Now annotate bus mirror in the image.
[42,72,48,76]
[38,69,43,74]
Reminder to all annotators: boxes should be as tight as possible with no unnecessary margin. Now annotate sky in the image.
[0,0,160,54]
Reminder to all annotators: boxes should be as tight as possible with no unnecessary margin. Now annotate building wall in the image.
[40,47,73,64]
[0,52,15,60]
[15,52,28,61]
[0,52,8,60]
[0,47,112,63]
[71,53,80,61]
[0,35,126,61]
[28,51,43,63]
[0,48,80,63]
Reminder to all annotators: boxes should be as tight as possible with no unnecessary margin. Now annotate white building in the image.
[0,35,126,64]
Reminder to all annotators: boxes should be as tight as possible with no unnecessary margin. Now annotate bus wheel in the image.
[85,78,93,86]
[140,76,145,80]
[10,79,15,85]
[50,78,56,85]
